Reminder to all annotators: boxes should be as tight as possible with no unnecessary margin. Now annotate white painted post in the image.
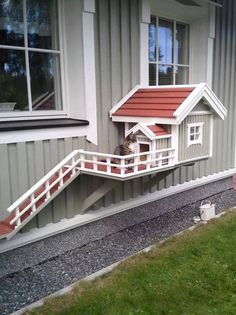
[45,180,50,200]
[15,207,21,228]
[146,153,151,170]
[134,155,139,173]
[80,150,85,169]
[120,158,125,176]
[106,157,111,174]
[30,194,37,212]
[59,168,63,187]
[93,155,98,171]
[159,152,162,167]
[71,157,76,176]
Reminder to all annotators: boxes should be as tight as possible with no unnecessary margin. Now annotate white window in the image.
[187,123,203,147]
[149,16,190,86]
[0,0,63,118]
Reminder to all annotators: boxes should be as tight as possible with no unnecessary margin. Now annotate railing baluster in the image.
[80,150,85,169]
[45,180,50,200]
[134,156,138,173]
[93,156,98,171]
[147,153,151,170]
[30,194,36,212]
[15,207,21,228]
[59,168,63,187]
[71,157,76,176]
[120,158,125,176]
[159,152,163,166]
[106,157,111,174]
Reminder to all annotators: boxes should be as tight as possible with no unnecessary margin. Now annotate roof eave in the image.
[111,115,177,125]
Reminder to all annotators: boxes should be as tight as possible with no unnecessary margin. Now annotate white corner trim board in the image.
[82,9,98,145]
[1,167,235,253]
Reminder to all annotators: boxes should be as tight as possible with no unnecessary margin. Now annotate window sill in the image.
[0,118,89,132]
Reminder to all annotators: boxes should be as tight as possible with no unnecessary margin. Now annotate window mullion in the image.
[156,16,159,86]
[23,0,32,112]
[173,20,176,85]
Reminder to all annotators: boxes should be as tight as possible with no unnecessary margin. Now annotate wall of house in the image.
[178,114,211,162]
[1,0,236,234]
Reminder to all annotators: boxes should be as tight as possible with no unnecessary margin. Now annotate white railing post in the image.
[30,194,36,212]
[93,155,98,171]
[106,157,111,174]
[45,180,50,200]
[71,157,76,176]
[15,207,21,228]
[146,153,151,170]
[59,168,63,187]
[120,158,125,176]
[80,150,85,169]
[134,155,139,173]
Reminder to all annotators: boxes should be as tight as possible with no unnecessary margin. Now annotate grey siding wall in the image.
[95,0,140,153]
[178,114,211,162]
[156,138,171,150]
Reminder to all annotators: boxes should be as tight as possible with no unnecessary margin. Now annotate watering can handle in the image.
[200,200,212,207]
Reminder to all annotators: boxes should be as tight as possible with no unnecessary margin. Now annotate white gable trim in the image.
[174,83,227,124]
[127,123,155,140]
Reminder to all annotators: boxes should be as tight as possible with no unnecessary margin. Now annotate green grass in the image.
[26,209,236,315]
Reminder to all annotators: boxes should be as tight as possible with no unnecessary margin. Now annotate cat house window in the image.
[149,16,190,86]
[0,0,63,117]
[187,122,203,147]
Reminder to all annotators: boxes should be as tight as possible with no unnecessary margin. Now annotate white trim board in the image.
[1,167,235,253]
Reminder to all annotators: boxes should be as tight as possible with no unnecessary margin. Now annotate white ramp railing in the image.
[5,150,81,239]
[78,147,175,178]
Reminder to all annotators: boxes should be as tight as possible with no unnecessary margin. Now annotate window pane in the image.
[0,49,28,111]
[176,23,189,65]
[0,0,24,46]
[149,63,156,86]
[190,126,194,134]
[175,66,189,84]
[158,19,173,64]
[159,65,173,85]
[149,16,156,62]
[27,0,59,50]
[29,52,62,111]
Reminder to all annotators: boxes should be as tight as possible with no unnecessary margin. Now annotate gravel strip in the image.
[0,186,236,315]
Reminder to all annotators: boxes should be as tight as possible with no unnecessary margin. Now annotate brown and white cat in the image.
[112,133,136,165]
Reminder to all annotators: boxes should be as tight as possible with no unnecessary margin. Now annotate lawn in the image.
[26,209,236,315]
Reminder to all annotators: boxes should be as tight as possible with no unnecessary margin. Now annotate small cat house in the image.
[110,83,227,165]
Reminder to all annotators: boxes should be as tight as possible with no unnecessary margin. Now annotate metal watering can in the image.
[199,200,215,221]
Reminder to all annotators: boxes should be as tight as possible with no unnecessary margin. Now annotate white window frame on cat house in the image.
[187,122,203,147]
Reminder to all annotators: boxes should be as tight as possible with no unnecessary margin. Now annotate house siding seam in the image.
[0,0,235,234]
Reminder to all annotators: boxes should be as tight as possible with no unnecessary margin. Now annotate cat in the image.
[112,133,136,166]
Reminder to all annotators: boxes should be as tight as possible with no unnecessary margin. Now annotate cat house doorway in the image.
[139,143,150,161]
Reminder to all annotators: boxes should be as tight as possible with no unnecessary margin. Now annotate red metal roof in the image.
[113,87,195,118]
[147,125,169,136]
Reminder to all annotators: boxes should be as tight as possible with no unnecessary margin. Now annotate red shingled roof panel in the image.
[148,125,169,136]
[113,87,195,118]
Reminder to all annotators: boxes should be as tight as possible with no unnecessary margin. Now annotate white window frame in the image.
[149,15,190,86]
[187,122,203,147]
[0,0,98,145]
[0,0,67,121]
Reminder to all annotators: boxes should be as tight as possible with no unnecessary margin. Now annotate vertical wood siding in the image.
[178,114,211,162]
